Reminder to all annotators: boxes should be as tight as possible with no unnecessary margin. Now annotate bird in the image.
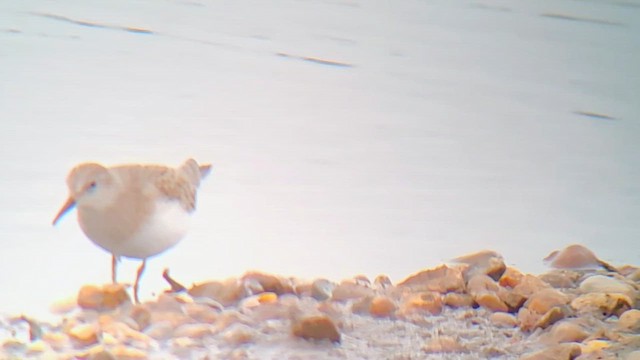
[52,158,211,303]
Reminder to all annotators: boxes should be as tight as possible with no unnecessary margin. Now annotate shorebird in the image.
[52,159,211,303]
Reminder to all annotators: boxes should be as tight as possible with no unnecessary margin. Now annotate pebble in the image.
[77,284,130,311]
[547,321,589,343]
[398,265,465,293]
[544,244,602,270]
[399,292,444,315]
[617,309,640,332]
[222,323,256,345]
[579,275,636,299]
[489,312,518,328]
[520,343,581,360]
[422,336,466,353]
[443,292,474,308]
[67,323,99,347]
[475,292,509,313]
[524,288,570,314]
[291,315,341,343]
[311,279,335,301]
[369,296,397,318]
[452,250,506,281]
[571,292,632,317]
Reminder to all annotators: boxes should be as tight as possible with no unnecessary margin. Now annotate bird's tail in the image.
[180,159,212,187]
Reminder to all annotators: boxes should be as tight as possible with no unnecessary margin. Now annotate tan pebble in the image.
[49,296,78,314]
[401,292,443,315]
[518,307,539,332]
[353,274,371,286]
[582,339,611,353]
[467,274,500,296]
[520,343,581,360]
[171,336,199,348]
[452,250,506,281]
[369,296,397,318]
[68,323,99,347]
[351,296,373,315]
[88,350,117,360]
[100,320,153,346]
[498,267,524,288]
[489,312,517,328]
[579,275,636,299]
[374,274,393,289]
[544,244,602,270]
[173,323,212,339]
[144,321,174,340]
[538,270,580,289]
[618,309,640,331]
[77,285,104,310]
[42,332,70,350]
[571,293,632,317]
[222,323,256,345]
[188,279,245,307]
[184,302,219,323]
[626,350,640,360]
[110,345,147,359]
[241,272,293,295]
[212,310,252,333]
[398,265,465,293]
[331,281,374,301]
[77,284,130,311]
[513,274,551,298]
[534,306,567,330]
[498,288,527,311]
[548,321,589,343]
[129,305,151,330]
[292,315,341,343]
[525,288,570,314]
[422,336,465,353]
[101,332,118,346]
[475,292,509,313]
[311,279,335,301]
[443,293,474,308]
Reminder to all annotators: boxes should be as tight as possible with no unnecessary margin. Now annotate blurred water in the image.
[1,0,639,319]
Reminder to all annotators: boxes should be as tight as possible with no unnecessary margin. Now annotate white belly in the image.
[112,200,191,259]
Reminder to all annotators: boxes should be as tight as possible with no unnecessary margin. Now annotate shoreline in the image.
[2,245,639,359]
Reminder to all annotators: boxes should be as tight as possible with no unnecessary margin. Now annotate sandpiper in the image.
[53,159,211,303]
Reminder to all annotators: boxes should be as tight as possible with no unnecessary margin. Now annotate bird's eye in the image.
[87,182,97,192]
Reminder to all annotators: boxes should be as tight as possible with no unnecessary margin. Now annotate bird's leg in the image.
[111,255,118,283]
[134,259,147,304]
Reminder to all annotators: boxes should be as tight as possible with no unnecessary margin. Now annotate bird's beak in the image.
[52,197,76,226]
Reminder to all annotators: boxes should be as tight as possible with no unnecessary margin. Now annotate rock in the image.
[88,350,117,360]
[77,284,130,311]
[571,293,632,317]
[374,275,393,289]
[331,281,374,301]
[547,321,589,343]
[241,272,294,295]
[524,288,571,314]
[222,323,256,345]
[173,323,212,338]
[292,315,341,343]
[544,244,603,270]
[369,296,397,318]
[353,275,371,286]
[520,343,581,360]
[581,339,611,354]
[467,274,500,296]
[534,306,568,330]
[513,274,551,299]
[475,292,509,313]
[67,323,99,347]
[499,267,524,288]
[188,279,245,306]
[579,275,636,300]
[144,321,174,340]
[42,332,70,350]
[422,336,466,353]
[489,312,518,328]
[452,250,506,281]
[311,279,335,301]
[443,293,474,308]
[399,292,443,315]
[129,305,151,330]
[398,265,465,293]
[618,309,640,332]
[498,288,527,311]
[110,345,147,359]
[539,270,581,289]
[183,302,220,323]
